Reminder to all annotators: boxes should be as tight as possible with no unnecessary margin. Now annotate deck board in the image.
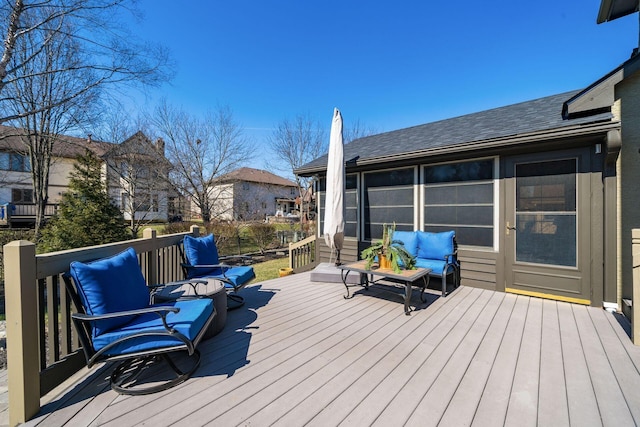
[557,300,602,427]
[472,295,530,426]
[538,300,569,427]
[18,272,640,427]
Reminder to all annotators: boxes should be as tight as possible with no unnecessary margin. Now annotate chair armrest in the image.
[72,306,180,322]
[443,252,458,265]
[73,306,182,333]
[182,263,231,271]
[182,263,231,278]
[219,255,251,261]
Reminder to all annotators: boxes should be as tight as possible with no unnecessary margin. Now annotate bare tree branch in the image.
[150,101,255,223]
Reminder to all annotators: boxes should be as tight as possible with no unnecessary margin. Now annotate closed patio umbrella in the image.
[323,108,345,265]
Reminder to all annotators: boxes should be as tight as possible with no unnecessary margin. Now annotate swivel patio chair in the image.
[180,233,256,309]
[63,247,216,395]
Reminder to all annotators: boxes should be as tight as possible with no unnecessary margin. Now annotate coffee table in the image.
[338,260,431,315]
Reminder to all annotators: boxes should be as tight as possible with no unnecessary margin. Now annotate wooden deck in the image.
[18,272,640,426]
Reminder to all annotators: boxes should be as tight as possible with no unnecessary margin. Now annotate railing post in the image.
[143,228,158,285]
[190,225,201,237]
[289,241,294,269]
[5,240,40,426]
[632,229,640,344]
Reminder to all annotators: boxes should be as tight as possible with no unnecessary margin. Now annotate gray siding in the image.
[459,249,498,291]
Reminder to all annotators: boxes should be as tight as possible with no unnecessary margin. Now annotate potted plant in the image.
[360,223,416,273]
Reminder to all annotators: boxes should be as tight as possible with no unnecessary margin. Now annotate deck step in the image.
[310,262,361,284]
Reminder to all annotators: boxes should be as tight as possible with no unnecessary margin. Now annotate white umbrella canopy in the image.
[323,108,345,264]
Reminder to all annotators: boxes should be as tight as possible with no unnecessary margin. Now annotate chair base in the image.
[227,293,245,310]
[110,350,201,395]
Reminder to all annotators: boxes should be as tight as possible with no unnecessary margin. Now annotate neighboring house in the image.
[210,167,297,221]
[0,126,183,226]
[102,131,179,223]
[297,49,640,320]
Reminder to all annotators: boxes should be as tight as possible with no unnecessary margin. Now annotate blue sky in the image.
[132,0,638,169]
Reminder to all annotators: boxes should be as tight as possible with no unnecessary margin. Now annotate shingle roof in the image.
[297,90,613,173]
[0,125,114,158]
[217,167,297,187]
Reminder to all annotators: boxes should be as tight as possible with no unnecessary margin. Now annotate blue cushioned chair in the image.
[64,247,216,395]
[393,230,460,297]
[181,234,256,309]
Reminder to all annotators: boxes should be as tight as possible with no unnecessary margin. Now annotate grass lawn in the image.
[252,257,290,283]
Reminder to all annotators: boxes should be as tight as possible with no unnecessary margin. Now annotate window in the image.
[319,173,359,238]
[12,188,33,203]
[135,193,159,213]
[150,193,159,212]
[515,158,576,266]
[363,168,415,240]
[121,193,130,210]
[0,152,30,172]
[423,159,494,247]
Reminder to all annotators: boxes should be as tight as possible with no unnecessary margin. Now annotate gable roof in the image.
[0,125,114,158]
[216,167,297,187]
[296,91,614,175]
[563,52,640,119]
[597,0,639,23]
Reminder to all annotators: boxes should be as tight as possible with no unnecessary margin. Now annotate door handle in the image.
[506,222,516,235]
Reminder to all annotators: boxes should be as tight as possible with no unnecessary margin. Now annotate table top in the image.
[338,260,431,281]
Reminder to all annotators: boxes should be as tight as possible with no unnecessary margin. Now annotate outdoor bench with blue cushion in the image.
[392,230,460,297]
[63,247,217,395]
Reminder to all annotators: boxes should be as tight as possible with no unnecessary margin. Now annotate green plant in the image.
[38,150,129,252]
[247,223,277,254]
[360,223,416,273]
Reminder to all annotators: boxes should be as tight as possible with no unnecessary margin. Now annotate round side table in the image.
[204,279,227,339]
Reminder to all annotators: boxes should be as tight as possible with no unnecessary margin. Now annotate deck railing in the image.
[289,234,317,272]
[4,225,202,426]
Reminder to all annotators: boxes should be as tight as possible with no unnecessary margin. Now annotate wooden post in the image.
[632,229,640,344]
[5,240,40,425]
[190,224,201,237]
[143,228,158,285]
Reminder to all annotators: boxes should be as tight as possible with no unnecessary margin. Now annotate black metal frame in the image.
[432,236,461,297]
[63,274,216,395]
[339,263,431,315]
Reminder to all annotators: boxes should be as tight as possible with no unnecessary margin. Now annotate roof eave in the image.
[295,121,618,176]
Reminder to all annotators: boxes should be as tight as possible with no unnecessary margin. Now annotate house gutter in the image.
[296,120,620,176]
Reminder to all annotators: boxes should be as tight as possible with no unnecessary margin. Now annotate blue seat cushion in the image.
[93,299,214,356]
[69,248,150,336]
[415,258,455,276]
[183,234,221,279]
[392,231,419,257]
[217,266,255,290]
[416,231,455,261]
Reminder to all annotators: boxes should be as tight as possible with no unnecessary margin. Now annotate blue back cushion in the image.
[392,231,419,257]
[183,234,220,279]
[417,231,455,260]
[69,247,150,336]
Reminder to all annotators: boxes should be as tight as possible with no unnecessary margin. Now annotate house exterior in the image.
[297,53,640,318]
[102,131,182,223]
[210,167,298,221]
[0,126,182,226]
